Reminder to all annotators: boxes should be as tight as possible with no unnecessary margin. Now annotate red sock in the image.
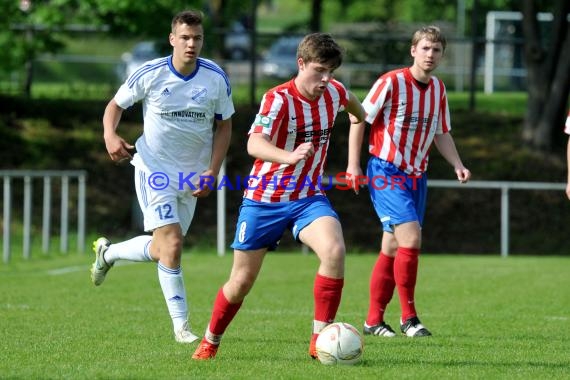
[208,288,243,336]
[313,273,344,324]
[366,252,395,326]
[394,247,420,321]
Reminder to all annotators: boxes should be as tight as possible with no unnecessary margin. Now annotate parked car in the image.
[261,36,303,79]
[118,40,171,81]
[224,21,251,61]
[118,24,252,81]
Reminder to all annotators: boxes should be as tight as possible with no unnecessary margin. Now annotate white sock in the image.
[205,324,222,345]
[313,320,330,334]
[157,261,188,332]
[104,235,153,264]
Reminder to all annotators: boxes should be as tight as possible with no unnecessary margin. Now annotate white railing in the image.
[1,170,87,263]
[215,178,566,257]
[2,170,563,260]
[428,180,565,256]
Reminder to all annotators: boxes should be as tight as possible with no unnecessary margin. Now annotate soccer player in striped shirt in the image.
[347,26,471,337]
[91,10,234,344]
[192,32,365,360]
[565,110,570,199]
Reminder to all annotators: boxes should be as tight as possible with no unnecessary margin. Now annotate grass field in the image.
[1,251,569,379]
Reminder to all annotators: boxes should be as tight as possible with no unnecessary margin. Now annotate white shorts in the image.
[132,156,197,235]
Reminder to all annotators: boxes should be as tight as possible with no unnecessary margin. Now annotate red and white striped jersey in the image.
[565,110,570,135]
[243,79,349,203]
[363,67,451,175]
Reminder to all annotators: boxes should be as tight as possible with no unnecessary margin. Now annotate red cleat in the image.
[309,333,319,359]
[191,338,219,360]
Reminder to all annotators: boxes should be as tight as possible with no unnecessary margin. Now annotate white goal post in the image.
[484,11,570,94]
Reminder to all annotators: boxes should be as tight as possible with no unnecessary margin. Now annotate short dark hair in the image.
[171,10,203,32]
[297,33,343,70]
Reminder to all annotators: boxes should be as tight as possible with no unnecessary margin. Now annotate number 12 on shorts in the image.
[155,204,174,220]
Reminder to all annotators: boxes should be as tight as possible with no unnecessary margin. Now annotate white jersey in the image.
[565,110,570,135]
[114,55,235,180]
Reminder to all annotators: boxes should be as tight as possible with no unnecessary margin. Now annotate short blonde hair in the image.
[412,25,447,52]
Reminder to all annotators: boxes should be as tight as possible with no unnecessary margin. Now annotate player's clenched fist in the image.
[289,142,315,164]
[104,133,134,162]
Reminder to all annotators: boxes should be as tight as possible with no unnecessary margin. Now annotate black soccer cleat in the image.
[400,316,432,337]
[363,321,396,337]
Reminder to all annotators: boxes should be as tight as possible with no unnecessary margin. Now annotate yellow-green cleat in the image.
[90,237,112,286]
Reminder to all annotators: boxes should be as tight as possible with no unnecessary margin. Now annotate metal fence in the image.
[0,31,530,98]
[427,180,566,256]
[1,170,87,263]
[215,177,566,257]
[1,169,565,260]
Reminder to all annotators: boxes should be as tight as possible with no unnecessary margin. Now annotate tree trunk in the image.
[310,0,322,32]
[23,59,33,98]
[521,0,570,150]
[534,35,570,148]
[22,27,34,98]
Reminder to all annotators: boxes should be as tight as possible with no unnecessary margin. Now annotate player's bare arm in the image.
[192,118,232,198]
[247,133,314,165]
[346,120,368,194]
[102,99,134,162]
[345,91,366,124]
[210,118,232,176]
[341,91,367,193]
[434,133,471,183]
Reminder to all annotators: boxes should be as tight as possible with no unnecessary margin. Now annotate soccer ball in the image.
[315,322,364,365]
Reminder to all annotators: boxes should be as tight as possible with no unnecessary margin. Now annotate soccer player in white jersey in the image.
[90,9,234,344]
[347,26,471,338]
[565,109,570,199]
[192,32,365,360]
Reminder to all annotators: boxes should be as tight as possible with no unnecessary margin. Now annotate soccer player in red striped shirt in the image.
[192,32,365,360]
[347,26,471,337]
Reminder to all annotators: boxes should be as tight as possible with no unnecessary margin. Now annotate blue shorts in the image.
[231,195,339,251]
[367,157,427,233]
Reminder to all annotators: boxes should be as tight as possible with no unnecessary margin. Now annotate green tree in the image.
[0,0,228,96]
[0,1,28,74]
[329,0,569,152]
[1,0,69,96]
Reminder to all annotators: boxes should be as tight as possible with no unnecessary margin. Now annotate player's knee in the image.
[164,236,184,256]
[154,236,183,263]
[401,236,421,248]
[229,272,257,298]
[317,241,345,267]
[326,239,345,258]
